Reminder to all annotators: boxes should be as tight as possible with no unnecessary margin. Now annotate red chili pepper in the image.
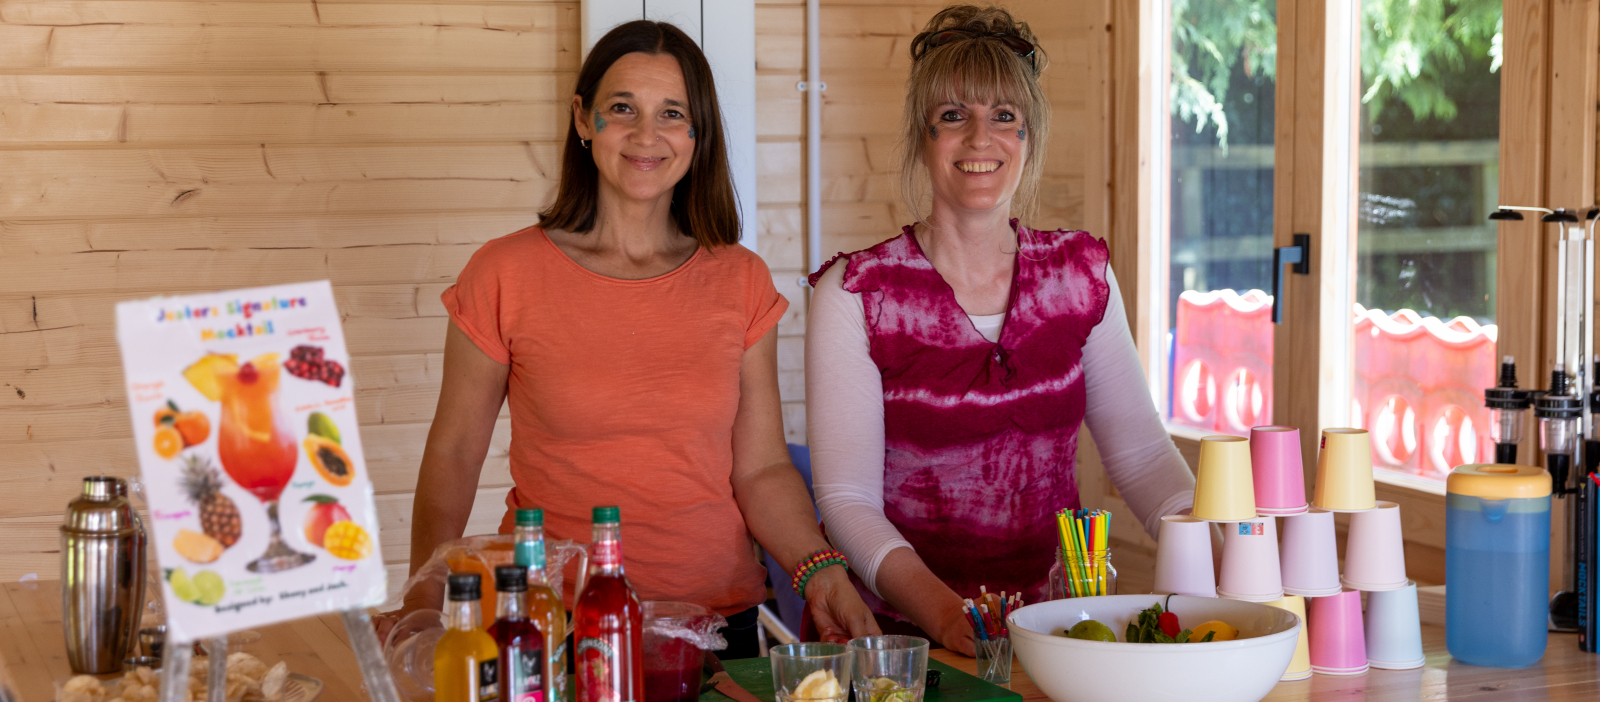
[1158,611,1181,638]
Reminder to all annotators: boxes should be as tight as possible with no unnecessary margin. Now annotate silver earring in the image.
[580,138,591,149]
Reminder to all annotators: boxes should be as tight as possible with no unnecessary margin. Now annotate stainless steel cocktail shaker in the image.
[61,476,147,674]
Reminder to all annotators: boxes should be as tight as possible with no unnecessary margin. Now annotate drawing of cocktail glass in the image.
[186,353,315,573]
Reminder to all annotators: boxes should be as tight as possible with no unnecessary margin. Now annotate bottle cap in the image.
[516,508,544,527]
[593,506,621,524]
[447,573,482,601]
[495,565,529,592]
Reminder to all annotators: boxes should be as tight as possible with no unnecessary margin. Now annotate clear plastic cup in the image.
[974,637,1012,685]
[771,643,852,702]
[849,636,929,702]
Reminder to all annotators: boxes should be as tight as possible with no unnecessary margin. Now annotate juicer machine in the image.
[1485,205,1599,650]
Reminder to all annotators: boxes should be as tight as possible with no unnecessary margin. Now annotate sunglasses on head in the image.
[914,29,1037,70]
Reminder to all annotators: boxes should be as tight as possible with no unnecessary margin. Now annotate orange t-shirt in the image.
[441,227,787,616]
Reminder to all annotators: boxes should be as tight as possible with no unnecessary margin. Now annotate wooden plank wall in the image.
[0,0,1104,587]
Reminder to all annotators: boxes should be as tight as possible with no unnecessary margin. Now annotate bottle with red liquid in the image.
[489,565,545,702]
[573,506,643,702]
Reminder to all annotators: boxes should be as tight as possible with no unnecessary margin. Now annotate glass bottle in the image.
[572,506,643,702]
[490,565,545,702]
[435,573,501,702]
[515,508,568,702]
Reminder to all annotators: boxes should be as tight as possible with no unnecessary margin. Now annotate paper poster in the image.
[116,280,385,642]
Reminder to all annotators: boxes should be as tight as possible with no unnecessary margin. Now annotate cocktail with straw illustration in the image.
[186,352,315,573]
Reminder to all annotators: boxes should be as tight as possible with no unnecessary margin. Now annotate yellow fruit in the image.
[1190,620,1239,642]
[154,427,184,459]
[174,529,224,564]
[183,354,239,401]
[322,521,372,560]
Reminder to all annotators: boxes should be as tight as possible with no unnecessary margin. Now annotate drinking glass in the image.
[770,643,851,702]
[217,355,314,573]
[848,636,928,702]
[974,637,1011,685]
[1048,551,1117,599]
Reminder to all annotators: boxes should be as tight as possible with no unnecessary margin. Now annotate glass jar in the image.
[1048,550,1117,599]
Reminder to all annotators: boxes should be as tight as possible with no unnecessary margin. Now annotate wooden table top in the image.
[7,580,1600,701]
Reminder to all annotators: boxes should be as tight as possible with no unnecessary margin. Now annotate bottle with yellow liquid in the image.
[515,508,569,702]
[435,573,501,702]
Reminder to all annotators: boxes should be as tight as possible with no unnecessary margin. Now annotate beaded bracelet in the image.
[792,549,849,599]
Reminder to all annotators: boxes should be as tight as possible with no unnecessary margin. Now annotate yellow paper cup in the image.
[1313,428,1377,512]
[1193,435,1257,521]
[1266,595,1312,681]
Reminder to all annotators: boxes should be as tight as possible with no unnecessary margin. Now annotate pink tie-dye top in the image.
[809,222,1111,607]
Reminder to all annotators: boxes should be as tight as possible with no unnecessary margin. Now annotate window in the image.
[1351,1,1502,481]
[1162,0,1278,436]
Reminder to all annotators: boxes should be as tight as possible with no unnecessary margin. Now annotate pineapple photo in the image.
[180,455,242,548]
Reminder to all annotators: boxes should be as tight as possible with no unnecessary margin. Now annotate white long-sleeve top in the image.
[806,261,1197,596]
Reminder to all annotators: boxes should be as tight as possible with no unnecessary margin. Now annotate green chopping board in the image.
[700,657,1021,702]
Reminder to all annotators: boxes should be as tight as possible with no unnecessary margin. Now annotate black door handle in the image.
[1272,233,1310,324]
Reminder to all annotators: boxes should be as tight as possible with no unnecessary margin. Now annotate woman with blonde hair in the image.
[807,5,1199,654]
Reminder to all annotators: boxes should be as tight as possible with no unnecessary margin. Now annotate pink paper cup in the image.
[1308,589,1368,675]
[1365,581,1425,670]
[1341,501,1409,592]
[1251,426,1308,516]
[1154,515,1217,597]
[1217,516,1283,602]
[1280,508,1341,597]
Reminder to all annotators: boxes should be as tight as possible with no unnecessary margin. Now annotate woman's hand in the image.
[804,566,881,643]
[931,600,976,657]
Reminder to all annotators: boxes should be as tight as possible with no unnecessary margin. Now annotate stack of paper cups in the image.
[1280,508,1341,597]
[1217,516,1283,602]
[1313,429,1377,512]
[1193,436,1257,522]
[1154,515,1216,597]
[1342,501,1409,591]
[1307,589,1368,675]
[1251,426,1308,516]
[1365,581,1425,669]
[1265,595,1311,681]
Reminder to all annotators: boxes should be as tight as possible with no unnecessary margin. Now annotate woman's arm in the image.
[730,328,879,643]
[806,266,975,655]
[1080,270,1199,536]
[402,322,511,610]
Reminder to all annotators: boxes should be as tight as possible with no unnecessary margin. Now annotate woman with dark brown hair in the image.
[395,20,877,656]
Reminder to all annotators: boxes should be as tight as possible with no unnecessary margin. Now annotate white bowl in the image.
[1008,594,1300,702]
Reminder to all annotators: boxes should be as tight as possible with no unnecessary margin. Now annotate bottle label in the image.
[479,658,500,701]
[591,539,621,567]
[576,638,620,702]
[509,646,545,702]
[550,640,569,700]
[516,538,546,571]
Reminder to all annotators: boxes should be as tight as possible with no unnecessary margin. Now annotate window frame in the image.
[1116,0,1572,586]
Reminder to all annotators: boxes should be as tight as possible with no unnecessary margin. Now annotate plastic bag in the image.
[642,602,726,702]
[383,534,586,702]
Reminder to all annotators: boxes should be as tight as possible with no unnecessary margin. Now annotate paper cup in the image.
[1217,516,1283,602]
[1280,508,1341,597]
[1308,589,1369,675]
[1251,426,1308,516]
[1365,581,1425,669]
[1313,429,1377,512]
[1193,436,1257,521]
[1342,501,1408,592]
[1265,595,1311,681]
[1154,515,1217,597]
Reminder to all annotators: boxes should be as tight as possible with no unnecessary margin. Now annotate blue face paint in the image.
[929,124,938,139]
[594,113,607,133]
[688,125,696,139]
[1018,127,1026,141]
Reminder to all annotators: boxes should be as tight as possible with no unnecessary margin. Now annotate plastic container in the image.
[642,601,727,702]
[1446,463,1552,668]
